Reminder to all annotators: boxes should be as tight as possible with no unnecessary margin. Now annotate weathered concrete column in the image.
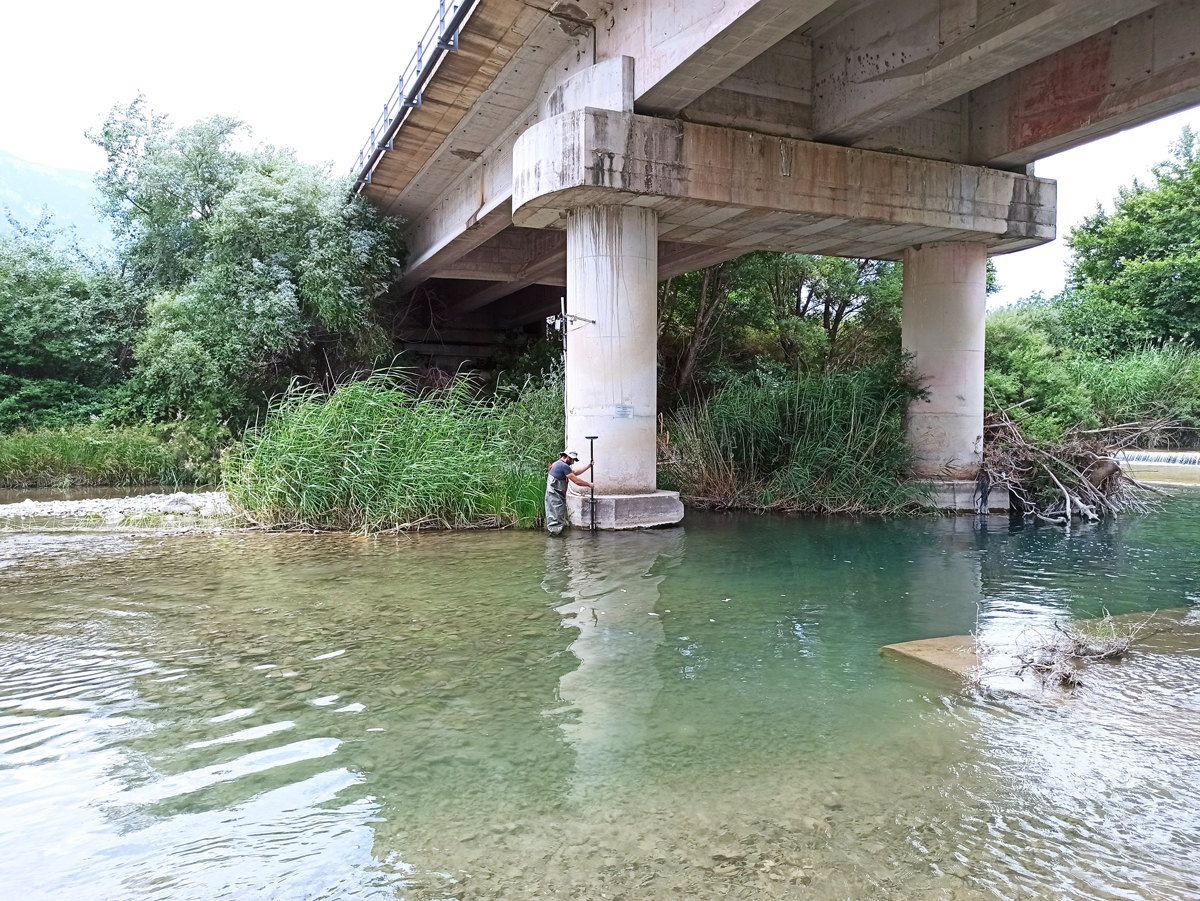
[901,242,991,500]
[563,205,683,528]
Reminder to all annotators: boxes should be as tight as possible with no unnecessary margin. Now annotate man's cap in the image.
[563,449,580,460]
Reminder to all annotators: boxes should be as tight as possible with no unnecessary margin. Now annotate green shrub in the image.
[984,305,1095,441]
[0,423,226,488]
[224,371,564,531]
[1068,344,1200,442]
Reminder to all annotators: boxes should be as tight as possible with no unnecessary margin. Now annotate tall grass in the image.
[660,363,927,514]
[1068,345,1200,441]
[224,371,563,531]
[0,424,222,488]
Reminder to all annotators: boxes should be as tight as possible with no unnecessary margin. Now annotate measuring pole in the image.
[585,435,598,530]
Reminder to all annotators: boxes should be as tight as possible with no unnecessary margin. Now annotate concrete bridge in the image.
[354,0,1200,527]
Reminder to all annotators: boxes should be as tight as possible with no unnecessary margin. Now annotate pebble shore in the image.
[0,491,232,524]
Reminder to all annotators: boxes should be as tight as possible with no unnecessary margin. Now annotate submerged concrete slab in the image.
[567,490,684,530]
[881,608,1200,684]
[880,635,981,680]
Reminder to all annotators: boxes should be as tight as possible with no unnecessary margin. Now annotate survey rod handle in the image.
[585,435,598,530]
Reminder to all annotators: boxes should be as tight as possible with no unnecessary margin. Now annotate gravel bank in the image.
[0,491,232,524]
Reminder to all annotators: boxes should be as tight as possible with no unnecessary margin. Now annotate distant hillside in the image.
[0,149,112,249]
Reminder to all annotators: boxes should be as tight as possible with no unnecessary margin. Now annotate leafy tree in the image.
[89,97,404,424]
[653,251,908,405]
[657,256,779,397]
[1061,127,1200,350]
[0,217,138,430]
[983,303,1094,440]
[730,252,903,371]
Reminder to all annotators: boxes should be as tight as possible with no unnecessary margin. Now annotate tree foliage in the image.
[983,303,1094,441]
[87,97,404,424]
[1062,127,1200,350]
[0,217,138,429]
[655,251,904,405]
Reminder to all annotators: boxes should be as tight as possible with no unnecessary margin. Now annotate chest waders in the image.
[544,473,569,535]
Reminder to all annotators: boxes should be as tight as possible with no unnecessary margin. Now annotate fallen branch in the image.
[981,406,1160,520]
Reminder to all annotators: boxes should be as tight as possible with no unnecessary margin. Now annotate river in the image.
[2,495,1199,900]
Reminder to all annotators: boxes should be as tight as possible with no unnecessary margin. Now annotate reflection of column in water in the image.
[541,529,685,794]
[904,517,985,639]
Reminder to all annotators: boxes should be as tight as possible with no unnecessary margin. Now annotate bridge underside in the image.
[357,0,1200,524]
[383,0,1200,336]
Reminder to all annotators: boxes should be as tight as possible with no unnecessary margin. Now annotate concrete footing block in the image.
[567,490,684,529]
[923,479,1009,513]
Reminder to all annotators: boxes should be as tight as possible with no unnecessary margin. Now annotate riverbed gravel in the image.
[0,490,233,525]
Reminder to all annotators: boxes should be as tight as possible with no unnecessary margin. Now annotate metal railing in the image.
[351,0,479,191]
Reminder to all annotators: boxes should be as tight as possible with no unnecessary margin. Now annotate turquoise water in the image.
[1,498,1199,900]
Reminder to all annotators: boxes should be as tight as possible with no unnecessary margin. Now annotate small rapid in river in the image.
[1,494,1198,900]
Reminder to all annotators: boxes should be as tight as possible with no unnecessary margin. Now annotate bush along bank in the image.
[224,363,935,532]
[223,371,563,531]
[0,423,227,489]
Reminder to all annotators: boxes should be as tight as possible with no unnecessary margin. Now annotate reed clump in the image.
[0,424,222,488]
[659,363,928,514]
[223,371,563,531]
[1068,345,1200,443]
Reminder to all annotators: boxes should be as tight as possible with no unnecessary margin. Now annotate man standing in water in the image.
[545,449,593,535]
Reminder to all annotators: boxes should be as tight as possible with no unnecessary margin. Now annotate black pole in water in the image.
[585,435,598,530]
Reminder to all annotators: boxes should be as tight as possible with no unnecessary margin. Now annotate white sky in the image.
[0,0,443,176]
[1,0,1196,304]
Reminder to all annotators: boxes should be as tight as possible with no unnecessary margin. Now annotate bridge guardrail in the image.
[351,0,479,192]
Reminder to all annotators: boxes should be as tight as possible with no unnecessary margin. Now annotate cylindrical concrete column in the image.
[901,241,988,479]
[565,205,658,494]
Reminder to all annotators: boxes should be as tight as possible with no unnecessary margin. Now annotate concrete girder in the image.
[400,200,514,293]
[431,227,566,282]
[444,239,569,317]
[969,1,1200,168]
[492,284,567,328]
[418,231,751,319]
[658,242,749,280]
[588,0,840,115]
[366,7,595,235]
[811,0,1157,145]
[511,107,1056,260]
[400,53,626,292]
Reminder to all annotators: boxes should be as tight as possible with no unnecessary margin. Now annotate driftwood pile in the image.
[979,404,1167,523]
[971,615,1153,690]
[1013,619,1139,687]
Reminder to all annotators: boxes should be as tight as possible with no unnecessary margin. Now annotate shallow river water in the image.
[2,496,1199,901]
